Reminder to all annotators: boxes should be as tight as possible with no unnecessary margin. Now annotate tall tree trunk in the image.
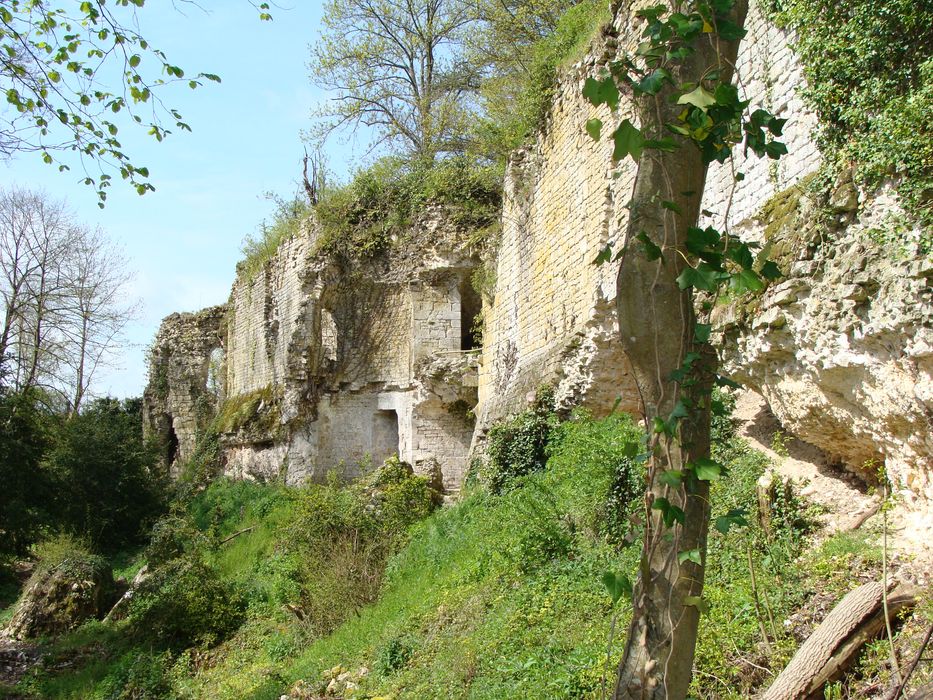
[613,3,748,697]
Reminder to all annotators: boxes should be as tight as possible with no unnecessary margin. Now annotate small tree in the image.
[44,397,166,551]
[582,1,788,695]
[309,0,478,164]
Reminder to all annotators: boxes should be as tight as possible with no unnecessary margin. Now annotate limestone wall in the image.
[143,305,226,472]
[152,211,485,488]
[476,0,819,435]
[718,183,933,513]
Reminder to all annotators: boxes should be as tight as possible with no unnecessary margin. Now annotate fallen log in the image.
[760,581,920,700]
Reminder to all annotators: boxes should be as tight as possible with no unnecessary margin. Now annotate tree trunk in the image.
[761,582,919,700]
[613,3,748,697]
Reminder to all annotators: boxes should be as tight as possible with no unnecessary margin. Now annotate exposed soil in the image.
[734,390,933,584]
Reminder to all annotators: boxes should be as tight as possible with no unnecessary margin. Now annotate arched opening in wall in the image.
[206,346,225,400]
[459,276,482,351]
[372,409,400,466]
[166,424,179,466]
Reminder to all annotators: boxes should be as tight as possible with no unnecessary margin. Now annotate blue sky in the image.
[2,2,365,399]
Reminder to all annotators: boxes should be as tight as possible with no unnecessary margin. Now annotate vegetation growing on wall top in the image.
[767,0,933,230]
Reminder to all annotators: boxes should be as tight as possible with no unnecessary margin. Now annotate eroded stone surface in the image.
[719,184,933,513]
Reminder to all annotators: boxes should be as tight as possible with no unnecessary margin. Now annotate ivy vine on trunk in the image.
[583,1,787,696]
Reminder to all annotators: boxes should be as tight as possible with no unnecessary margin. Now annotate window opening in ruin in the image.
[459,277,482,351]
[372,409,400,465]
[206,346,224,399]
[166,424,179,465]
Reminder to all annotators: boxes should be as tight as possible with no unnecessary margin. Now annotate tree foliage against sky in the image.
[0,186,135,412]
[0,0,271,204]
[309,0,478,164]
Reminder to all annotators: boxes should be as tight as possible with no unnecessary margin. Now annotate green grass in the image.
[10,408,888,700]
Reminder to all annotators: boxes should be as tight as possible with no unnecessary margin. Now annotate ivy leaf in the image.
[715,375,742,390]
[661,200,682,214]
[653,498,686,527]
[690,457,723,481]
[592,243,612,266]
[602,571,633,604]
[677,263,723,292]
[636,231,663,261]
[730,268,765,293]
[678,549,702,565]
[765,140,789,159]
[694,322,711,343]
[715,18,747,41]
[677,85,717,111]
[685,595,711,615]
[612,120,645,162]
[635,67,672,95]
[760,260,782,280]
[583,76,619,109]
[714,508,749,534]
[586,118,603,141]
[658,469,684,487]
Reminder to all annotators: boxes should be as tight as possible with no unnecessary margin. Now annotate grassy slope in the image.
[12,409,894,700]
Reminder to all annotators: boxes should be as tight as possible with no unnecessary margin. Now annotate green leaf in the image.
[760,260,782,280]
[586,118,603,141]
[715,375,742,390]
[661,200,682,214]
[636,231,663,261]
[129,54,140,68]
[684,595,710,615]
[677,86,717,111]
[715,18,747,41]
[694,322,711,343]
[593,243,612,266]
[583,76,619,110]
[612,120,645,162]
[658,469,684,487]
[676,263,723,292]
[652,498,685,527]
[678,549,702,565]
[602,571,633,604]
[730,268,765,294]
[690,457,723,481]
[635,68,671,95]
[714,508,749,534]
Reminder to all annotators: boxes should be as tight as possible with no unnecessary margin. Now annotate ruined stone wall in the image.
[198,214,481,488]
[142,305,226,472]
[226,231,315,398]
[476,0,819,435]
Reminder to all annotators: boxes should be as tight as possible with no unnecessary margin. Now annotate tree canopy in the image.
[0,0,270,204]
[309,0,478,164]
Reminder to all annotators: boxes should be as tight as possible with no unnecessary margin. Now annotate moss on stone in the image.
[214,386,282,438]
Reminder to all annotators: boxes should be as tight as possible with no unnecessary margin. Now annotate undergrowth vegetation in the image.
[8,396,908,700]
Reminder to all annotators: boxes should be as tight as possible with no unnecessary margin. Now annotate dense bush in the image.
[485,389,557,493]
[127,556,246,649]
[43,397,167,552]
[0,388,53,558]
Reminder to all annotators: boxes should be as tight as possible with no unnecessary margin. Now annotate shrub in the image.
[127,556,246,649]
[485,390,557,493]
[43,397,167,552]
[374,633,417,675]
[99,650,174,700]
